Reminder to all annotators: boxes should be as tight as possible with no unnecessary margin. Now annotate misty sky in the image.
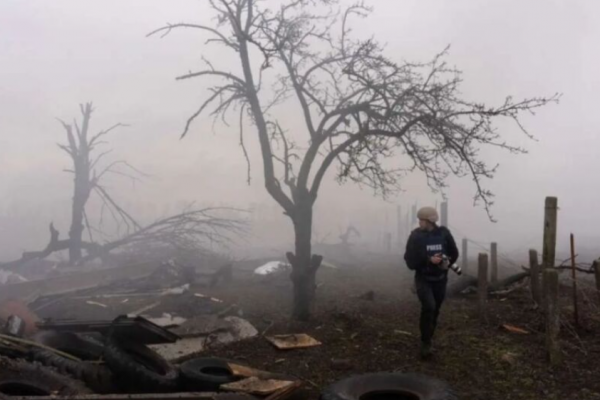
[1,0,599,261]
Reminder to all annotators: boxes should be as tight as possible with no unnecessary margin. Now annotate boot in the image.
[420,341,433,360]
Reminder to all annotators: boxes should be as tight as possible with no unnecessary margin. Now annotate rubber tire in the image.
[320,372,457,400]
[180,357,239,391]
[29,350,115,394]
[30,331,105,361]
[103,335,179,393]
[0,357,92,397]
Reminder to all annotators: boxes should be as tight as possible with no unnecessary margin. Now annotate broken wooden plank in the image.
[221,377,295,396]
[264,381,303,400]
[501,324,530,335]
[266,334,321,350]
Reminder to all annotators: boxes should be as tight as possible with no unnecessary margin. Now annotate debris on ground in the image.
[221,377,295,396]
[86,301,108,308]
[147,313,187,328]
[0,269,28,285]
[501,324,530,335]
[394,330,414,337]
[37,316,179,344]
[266,334,322,350]
[254,261,290,276]
[151,316,258,361]
[0,300,40,336]
[162,284,190,296]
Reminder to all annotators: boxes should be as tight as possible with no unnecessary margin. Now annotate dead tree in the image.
[58,103,137,264]
[150,0,558,320]
[1,208,245,269]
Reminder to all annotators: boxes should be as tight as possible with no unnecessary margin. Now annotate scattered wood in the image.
[266,334,321,350]
[501,324,529,335]
[85,301,108,308]
[130,301,161,316]
[221,377,295,396]
[264,381,303,400]
[261,320,275,337]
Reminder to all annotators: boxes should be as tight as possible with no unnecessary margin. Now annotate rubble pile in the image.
[0,260,299,400]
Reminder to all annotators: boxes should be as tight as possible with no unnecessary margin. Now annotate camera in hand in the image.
[441,254,462,275]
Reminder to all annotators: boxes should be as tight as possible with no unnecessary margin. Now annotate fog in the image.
[1,0,598,264]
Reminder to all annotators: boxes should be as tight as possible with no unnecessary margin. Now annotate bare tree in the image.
[150,0,558,320]
[57,103,137,264]
[1,105,245,269]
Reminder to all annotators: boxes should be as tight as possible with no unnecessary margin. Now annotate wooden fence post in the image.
[529,249,541,305]
[543,269,561,366]
[440,201,448,227]
[593,258,600,304]
[491,242,498,283]
[462,238,468,274]
[478,253,489,320]
[569,233,579,326]
[542,197,558,309]
[542,197,558,270]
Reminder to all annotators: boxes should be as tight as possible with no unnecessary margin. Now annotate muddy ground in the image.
[37,259,600,400]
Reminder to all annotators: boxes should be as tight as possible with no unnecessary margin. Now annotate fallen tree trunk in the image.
[1,209,245,271]
[0,224,97,271]
[447,271,531,297]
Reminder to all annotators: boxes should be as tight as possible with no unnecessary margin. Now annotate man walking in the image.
[404,206,459,359]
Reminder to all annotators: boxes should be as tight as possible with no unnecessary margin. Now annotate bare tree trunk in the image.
[67,104,93,265]
[287,201,322,321]
[69,169,89,264]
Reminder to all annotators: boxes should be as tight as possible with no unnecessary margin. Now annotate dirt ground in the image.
[36,258,600,400]
[205,262,600,400]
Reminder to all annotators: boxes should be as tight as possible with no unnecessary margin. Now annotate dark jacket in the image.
[404,225,459,281]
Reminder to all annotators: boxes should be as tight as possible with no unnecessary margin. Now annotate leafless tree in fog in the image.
[150,0,558,320]
[1,105,245,269]
[58,103,137,264]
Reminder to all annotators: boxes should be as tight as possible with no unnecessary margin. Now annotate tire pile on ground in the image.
[0,330,241,397]
[0,330,458,399]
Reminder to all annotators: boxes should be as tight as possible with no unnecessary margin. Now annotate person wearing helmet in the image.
[404,206,459,360]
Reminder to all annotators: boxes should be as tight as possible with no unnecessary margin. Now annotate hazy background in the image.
[1,0,598,264]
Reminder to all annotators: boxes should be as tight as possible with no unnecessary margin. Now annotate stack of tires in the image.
[0,331,241,397]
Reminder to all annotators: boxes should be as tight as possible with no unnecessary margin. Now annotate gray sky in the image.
[1,0,598,261]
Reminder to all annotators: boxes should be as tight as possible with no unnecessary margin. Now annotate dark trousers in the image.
[415,275,447,344]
